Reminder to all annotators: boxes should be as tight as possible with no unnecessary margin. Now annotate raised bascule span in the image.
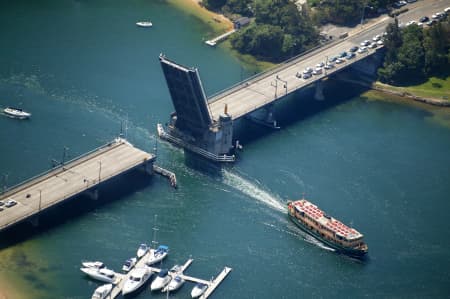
[157,1,447,162]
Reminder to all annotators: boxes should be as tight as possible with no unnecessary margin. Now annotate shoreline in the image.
[167,0,234,34]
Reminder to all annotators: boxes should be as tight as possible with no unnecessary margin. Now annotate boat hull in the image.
[288,213,367,258]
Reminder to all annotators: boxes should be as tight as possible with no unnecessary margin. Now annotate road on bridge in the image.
[207,0,448,121]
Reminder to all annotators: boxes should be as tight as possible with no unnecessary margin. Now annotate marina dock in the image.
[0,137,155,232]
[205,29,236,46]
[107,252,231,298]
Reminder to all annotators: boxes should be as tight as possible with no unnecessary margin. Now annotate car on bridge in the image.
[335,58,344,64]
[329,56,339,63]
[349,46,359,53]
[303,67,313,74]
[5,199,17,208]
[357,46,368,53]
[302,73,312,79]
[312,68,323,75]
[339,51,347,58]
[360,40,371,47]
[324,63,334,69]
[345,53,356,60]
[420,16,430,23]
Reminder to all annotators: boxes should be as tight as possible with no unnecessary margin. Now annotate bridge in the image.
[157,0,447,162]
[0,138,156,232]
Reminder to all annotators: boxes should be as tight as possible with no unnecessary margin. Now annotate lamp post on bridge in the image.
[38,189,42,211]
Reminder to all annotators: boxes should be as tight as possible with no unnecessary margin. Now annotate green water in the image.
[1,1,450,298]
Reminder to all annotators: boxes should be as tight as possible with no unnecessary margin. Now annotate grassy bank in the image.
[374,76,450,101]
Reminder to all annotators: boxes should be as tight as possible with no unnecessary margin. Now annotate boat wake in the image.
[264,222,335,252]
[221,170,286,213]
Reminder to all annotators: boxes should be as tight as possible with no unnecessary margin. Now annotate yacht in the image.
[137,243,149,258]
[80,267,116,283]
[191,283,208,298]
[150,269,171,291]
[91,283,113,299]
[81,261,105,269]
[136,21,153,27]
[122,257,137,272]
[164,275,185,292]
[3,107,31,119]
[122,267,152,296]
[146,245,169,266]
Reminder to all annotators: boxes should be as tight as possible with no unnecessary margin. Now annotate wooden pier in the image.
[205,29,236,47]
[0,137,155,232]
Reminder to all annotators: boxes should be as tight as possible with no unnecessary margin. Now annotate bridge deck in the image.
[0,138,154,232]
[208,36,380,121]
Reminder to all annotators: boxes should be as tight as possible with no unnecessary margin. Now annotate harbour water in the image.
[1,1,450,298]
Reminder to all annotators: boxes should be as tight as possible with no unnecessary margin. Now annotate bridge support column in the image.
[141,159,154,175]
[314,80,325,101]
[86,188,99,200]
[247,104,280,129]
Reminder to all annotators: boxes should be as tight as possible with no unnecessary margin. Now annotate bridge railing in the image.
[207,16,391,104]
[0,137,128,197]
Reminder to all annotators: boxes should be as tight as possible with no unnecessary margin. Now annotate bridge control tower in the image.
[158,54,235,162]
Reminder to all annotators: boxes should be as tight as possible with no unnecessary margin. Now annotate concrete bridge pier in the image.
[247,104,280,129]
[314,80,325,101]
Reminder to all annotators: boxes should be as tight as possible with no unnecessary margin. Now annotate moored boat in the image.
[287,198,368,258]
[80,267,117,283]
[122,267,152,296]
[3,107,31,119]
[150,269,171,291]
[82,261,105,269]
[191,283,208,298]
[91,283,113,299]
[136,21,152,27]
[122,257,137,272]
[137,243,149,258]
[146,245,169,265]
[164,275,184,292]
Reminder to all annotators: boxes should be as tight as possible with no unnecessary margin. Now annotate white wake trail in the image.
[222,170,286,213]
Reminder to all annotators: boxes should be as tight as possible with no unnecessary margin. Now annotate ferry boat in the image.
[287,198,368,257]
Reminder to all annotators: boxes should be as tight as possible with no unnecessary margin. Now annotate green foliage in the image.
[229,0,318,62]
[203,0,227,10]
[378,20,450,85]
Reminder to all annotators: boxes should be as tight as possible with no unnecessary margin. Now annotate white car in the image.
[377,40,384,46]
[360,40,370,47]
[316,62,325,68]
[357,46,368,53]
[335,58,344,64]
[445,7,450,13]
[406,20,416,26]
[312,68,323,75]
[369,42,378,49]
[5,199,17,208]
[324,63,334,69]
[303,67,313,74]
[372,35,381,41]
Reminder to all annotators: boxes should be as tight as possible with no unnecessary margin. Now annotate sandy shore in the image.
[168,0,234,32]
[0,278,25,299]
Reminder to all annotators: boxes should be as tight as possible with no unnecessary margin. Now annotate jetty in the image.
[205,29,236,47]
[107,252,232,298]
[0,138,156,232]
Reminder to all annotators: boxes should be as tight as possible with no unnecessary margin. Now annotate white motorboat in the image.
[3,107,31,119]
[91,283,113,299]
[122,267,152,296]
[150,269,171,291]
[136,21,152,27]
[137,243,149,258]
[163,275,185,292]
[82,261,105,269]
[191,283,208,298]
[122,257,137,272]
[81,267,116,283]
[146,245,169,266]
